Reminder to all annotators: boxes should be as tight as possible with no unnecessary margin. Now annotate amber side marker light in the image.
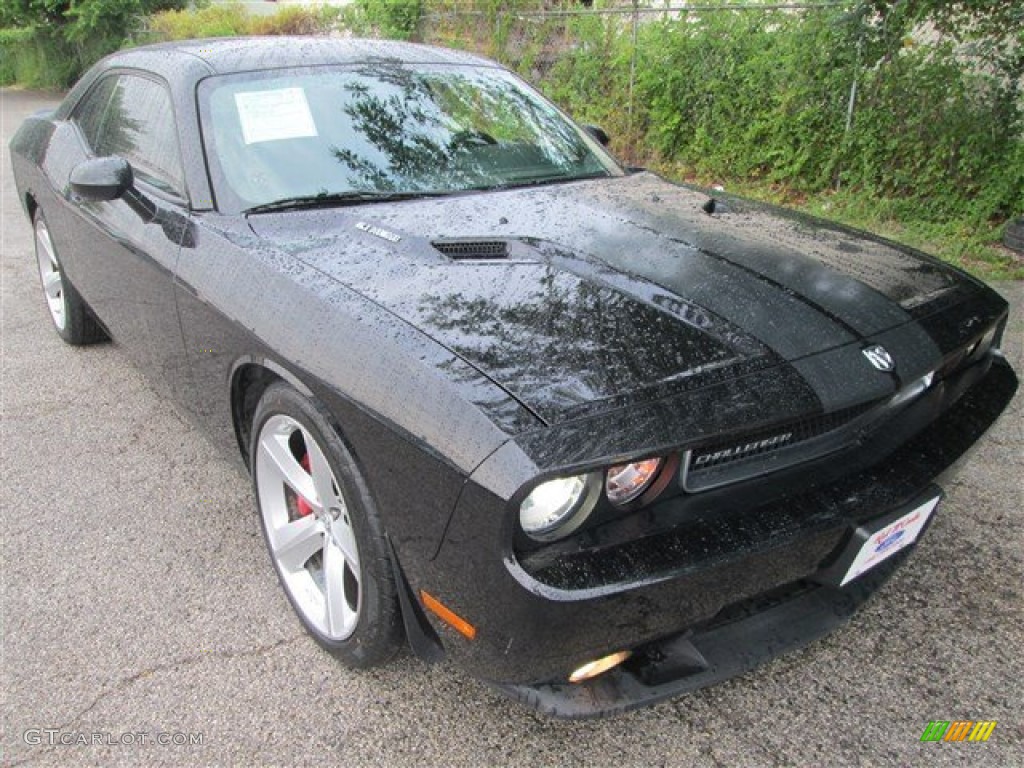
[568,650,632,683]
[420,590,477,640]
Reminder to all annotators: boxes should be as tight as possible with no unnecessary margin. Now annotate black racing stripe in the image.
[573,226,857,362]
[683,242,868,342]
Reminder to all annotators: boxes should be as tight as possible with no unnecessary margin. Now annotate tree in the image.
[348,0,423,41]
[0,0,187,87]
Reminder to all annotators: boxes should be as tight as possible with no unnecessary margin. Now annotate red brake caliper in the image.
[295,452,314,518]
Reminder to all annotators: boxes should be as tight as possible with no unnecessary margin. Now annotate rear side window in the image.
[72,73,185,197]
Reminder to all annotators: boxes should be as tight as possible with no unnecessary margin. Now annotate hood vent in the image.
[432,239,509,260]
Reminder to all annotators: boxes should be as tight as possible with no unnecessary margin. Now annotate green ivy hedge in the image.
[538,7,1021,229]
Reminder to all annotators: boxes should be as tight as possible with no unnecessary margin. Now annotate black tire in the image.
[32,210,106,345]
[250,382,402,667]
[1003,217,1024,254]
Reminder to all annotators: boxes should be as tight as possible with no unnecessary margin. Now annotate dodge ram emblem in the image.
[863,344,895,372]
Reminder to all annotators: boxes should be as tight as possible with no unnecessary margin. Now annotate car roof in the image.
[99,36,498,81]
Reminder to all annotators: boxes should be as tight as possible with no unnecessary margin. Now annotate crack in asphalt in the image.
[5,635,305,767]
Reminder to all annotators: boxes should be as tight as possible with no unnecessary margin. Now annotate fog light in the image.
[568,650,632,683]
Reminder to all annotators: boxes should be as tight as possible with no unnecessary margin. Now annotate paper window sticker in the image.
[234,87,318,145]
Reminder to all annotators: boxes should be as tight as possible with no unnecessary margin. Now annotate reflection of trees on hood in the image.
[415,266,733,406]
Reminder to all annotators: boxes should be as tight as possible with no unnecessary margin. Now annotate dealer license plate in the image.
[841,496,941,586]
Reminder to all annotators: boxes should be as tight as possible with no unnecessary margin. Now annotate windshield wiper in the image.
[244,190,448,214]
[473,171,611,193]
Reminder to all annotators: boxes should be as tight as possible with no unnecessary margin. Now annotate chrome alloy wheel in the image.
[34,216,66,330]
[256,414,361,640]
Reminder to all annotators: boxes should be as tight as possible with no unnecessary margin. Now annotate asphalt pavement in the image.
[2,87,1022,767]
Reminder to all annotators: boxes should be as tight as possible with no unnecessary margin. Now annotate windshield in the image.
[199,64,621,212]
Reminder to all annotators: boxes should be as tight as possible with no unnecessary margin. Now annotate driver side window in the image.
[72,74,185,198]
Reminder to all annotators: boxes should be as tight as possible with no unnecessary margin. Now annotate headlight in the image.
[520,473,600,541]
[605,458,663,505]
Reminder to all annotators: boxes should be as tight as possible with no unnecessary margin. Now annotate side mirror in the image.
[70,156,133,202]
[583,124,610,147]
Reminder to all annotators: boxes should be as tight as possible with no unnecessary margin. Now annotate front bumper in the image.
[420,354,1016,716]
[496,536,917,718]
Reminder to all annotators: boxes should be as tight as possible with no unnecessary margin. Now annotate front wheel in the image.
[250,383,402,667]
[33,211,106,345]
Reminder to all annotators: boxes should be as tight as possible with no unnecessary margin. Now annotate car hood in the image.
[246,172,980,425]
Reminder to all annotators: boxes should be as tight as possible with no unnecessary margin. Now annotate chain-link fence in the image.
[424,2,858,129]
[412,1,1022,224]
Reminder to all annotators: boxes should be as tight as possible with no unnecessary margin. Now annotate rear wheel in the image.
[251,383,402,667]
[33,211,105,345]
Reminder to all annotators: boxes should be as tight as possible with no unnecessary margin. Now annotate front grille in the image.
[689,401,879,471]
[683,399,883,491]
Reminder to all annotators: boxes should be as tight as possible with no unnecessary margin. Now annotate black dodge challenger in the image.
[9,37,1018,717]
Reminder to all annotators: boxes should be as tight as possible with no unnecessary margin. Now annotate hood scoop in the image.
[432,239,509,261]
